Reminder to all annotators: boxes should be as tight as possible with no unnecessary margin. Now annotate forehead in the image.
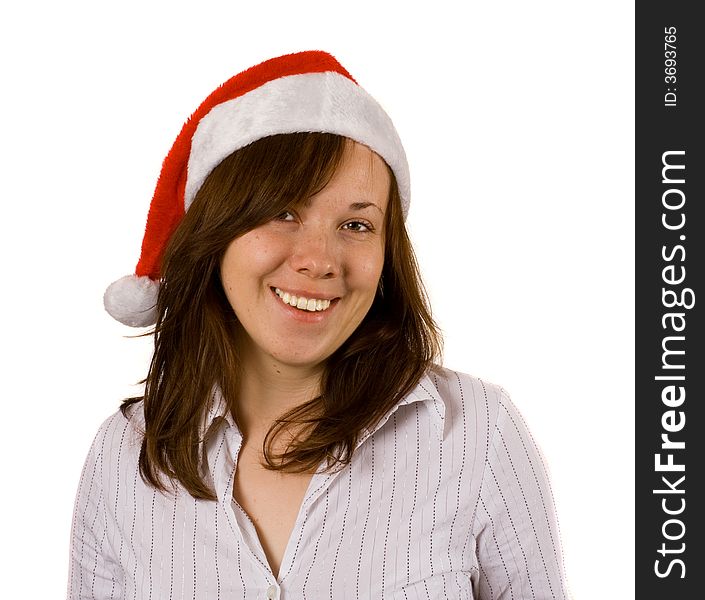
[299,140,391,210]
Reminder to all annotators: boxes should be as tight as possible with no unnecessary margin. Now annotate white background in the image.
[1,1,634,597]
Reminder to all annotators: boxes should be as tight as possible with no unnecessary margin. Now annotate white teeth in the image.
[274,288,332,312]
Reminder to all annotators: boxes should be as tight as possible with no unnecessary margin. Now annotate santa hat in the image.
[103,50,410,327]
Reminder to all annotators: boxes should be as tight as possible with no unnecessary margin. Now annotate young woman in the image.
[69,50,569,599]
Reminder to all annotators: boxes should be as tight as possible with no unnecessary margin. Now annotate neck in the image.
[233,347,324,445]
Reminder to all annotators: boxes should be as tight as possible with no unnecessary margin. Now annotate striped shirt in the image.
[67,365,569,599]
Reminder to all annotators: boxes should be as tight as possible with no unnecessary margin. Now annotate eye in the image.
[274,210,296,222]
[342,220,374,233]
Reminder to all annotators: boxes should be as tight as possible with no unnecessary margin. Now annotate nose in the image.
[288,226,339,279]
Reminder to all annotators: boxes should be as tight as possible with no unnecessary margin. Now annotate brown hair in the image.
[122,132,443,499]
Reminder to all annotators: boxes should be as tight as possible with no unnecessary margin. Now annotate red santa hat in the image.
[103,50,410,327]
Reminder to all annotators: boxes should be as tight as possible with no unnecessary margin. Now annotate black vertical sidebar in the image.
[636,2,703,597]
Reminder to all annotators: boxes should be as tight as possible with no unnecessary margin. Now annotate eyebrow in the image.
[349,201,383,214]
[298,198,383,214]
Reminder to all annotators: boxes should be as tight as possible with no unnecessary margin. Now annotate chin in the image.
[270,346,335,371]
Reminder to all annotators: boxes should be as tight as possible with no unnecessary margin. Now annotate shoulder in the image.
[71,402,147,518]
[421,364,514,433]
[418,365,542,462]
[81,401,146,478]
[426,364,507,399]
[95,400,145,444]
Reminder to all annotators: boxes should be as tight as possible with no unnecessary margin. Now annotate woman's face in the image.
[220,141,390,373]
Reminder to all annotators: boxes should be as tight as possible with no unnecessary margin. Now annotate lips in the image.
[270,287,340,314]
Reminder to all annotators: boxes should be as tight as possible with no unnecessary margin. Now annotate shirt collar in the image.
[202,367,447,444]
[363,368,447,443]
[404,368,447,437]
[202,387,237,442]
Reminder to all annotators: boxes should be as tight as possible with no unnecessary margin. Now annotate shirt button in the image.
[266,584,278,599]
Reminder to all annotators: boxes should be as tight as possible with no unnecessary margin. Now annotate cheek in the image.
[221,233,286,290]
[350,245,385,290]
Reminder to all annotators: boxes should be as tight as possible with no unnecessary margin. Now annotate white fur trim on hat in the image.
[185,71,410,216]
[103,275,159,327]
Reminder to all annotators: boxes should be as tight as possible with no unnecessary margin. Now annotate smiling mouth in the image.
[272,287,336,312]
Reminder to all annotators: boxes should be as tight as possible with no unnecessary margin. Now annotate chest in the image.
[232,446,315,579]
[111,403,480,597]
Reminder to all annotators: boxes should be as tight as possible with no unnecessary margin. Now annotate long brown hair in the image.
[122,132,443,499]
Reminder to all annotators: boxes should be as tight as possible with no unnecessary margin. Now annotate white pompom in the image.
[103,274,159,327]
